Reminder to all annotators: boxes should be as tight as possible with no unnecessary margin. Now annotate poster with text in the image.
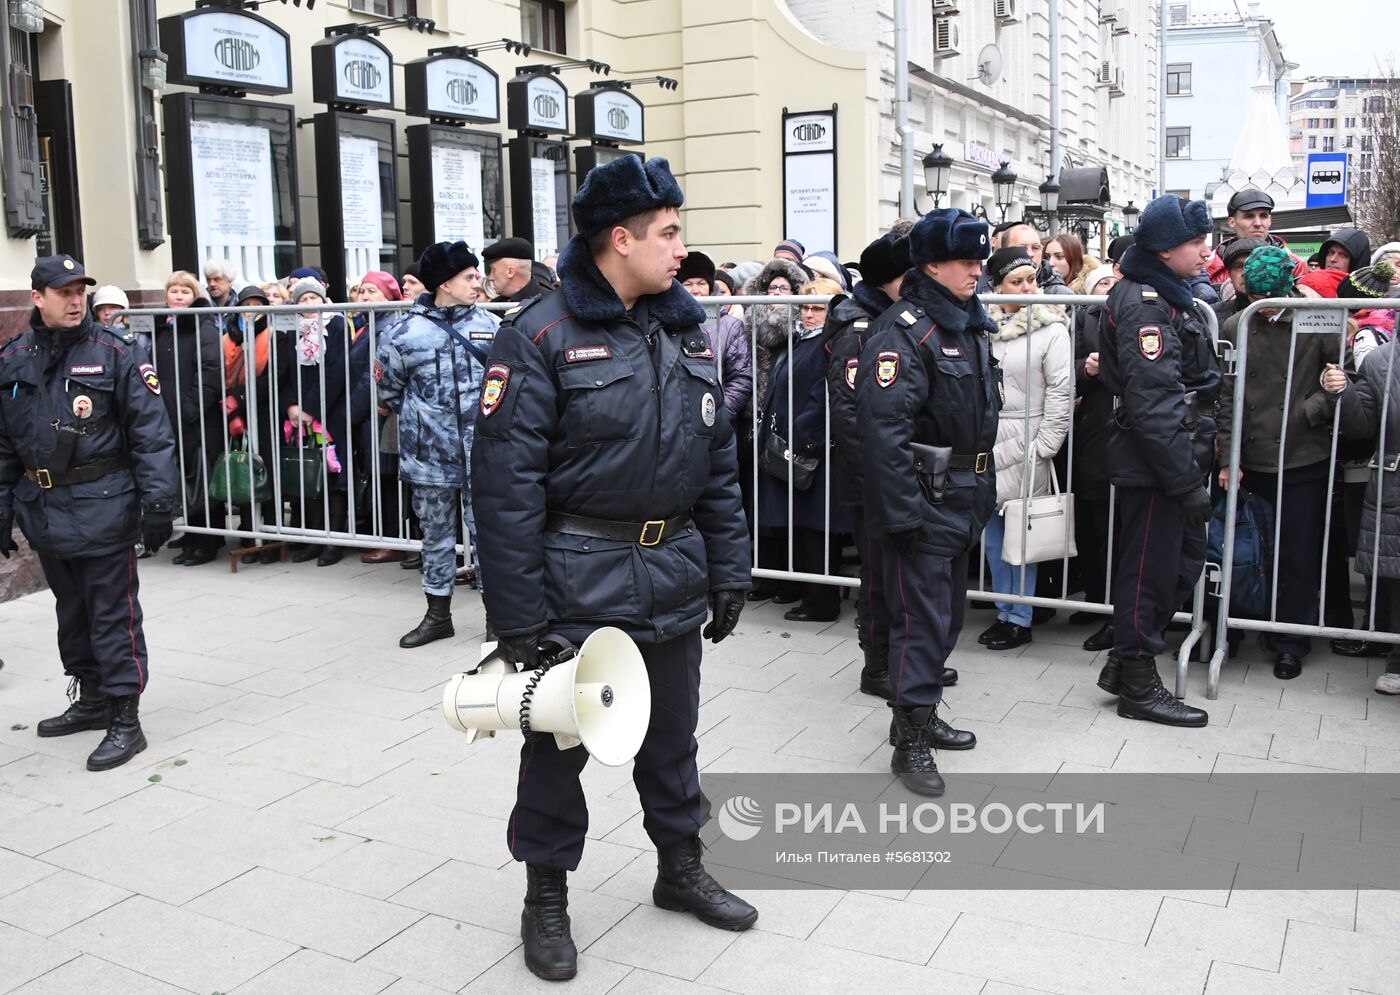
[189,118,276,251]
[530,157,558,257]
[783,153,836,255]
[430,144,485,252]
[339,134,384,252]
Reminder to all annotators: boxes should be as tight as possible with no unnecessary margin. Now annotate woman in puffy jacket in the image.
[978,248,1073,651]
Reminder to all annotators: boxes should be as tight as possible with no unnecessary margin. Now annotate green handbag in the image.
[279,442,326,500]
[209,440,271,504]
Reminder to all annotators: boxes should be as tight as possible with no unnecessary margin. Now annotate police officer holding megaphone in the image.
[471,155,754,982]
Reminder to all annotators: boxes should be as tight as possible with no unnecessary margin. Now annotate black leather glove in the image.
[703,590,745,644]
[141,507,174,554]
[0,515,16,560]
[498,633,541,671]
[888,526,928,554]
[1180,486,1213,529]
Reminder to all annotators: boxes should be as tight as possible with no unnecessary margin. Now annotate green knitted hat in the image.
[1243,245,1296,298]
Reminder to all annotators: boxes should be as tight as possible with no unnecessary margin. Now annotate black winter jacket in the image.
[856,269,1002,555]
[471,236,751,645]
[1099,246,1221,495]
[0,313,177,557]
[822,280,895,507]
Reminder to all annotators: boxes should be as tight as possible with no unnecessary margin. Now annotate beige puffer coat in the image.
[988,302,1074,509]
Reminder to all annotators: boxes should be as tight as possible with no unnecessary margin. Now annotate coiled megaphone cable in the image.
[517,635,578,739]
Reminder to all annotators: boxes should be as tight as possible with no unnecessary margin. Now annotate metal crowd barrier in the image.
[1210,295,1400,699]
[115,299,516,570]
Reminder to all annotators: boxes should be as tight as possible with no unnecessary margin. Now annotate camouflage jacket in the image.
[374,296,499,487]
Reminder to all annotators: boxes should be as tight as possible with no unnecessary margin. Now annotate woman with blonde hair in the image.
[755,276,850,621]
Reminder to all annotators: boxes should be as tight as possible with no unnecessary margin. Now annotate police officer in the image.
[825,232,960,700]
[375,240,499,648]
[855,210,990,796]
[0,255,177,771]
[472,156,754,982]
[1095,194,1217,727]
[482,237,551,303]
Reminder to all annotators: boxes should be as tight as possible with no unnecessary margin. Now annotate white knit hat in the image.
[1371,241,1400,266]
[92,285,129,309]
[1085,264,1116,294]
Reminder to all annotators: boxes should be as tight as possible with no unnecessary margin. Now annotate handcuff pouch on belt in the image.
[912,442,952,505]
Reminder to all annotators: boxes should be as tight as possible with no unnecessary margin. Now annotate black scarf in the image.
[899,268,997,336]
[1119,245,1196,311]
[556,235,705,328]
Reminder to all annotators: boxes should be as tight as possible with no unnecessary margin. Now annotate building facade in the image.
[1289,78,1387,199]
[1161,0,1292,201]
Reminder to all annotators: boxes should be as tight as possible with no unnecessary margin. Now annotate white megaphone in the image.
[441,627,651,767]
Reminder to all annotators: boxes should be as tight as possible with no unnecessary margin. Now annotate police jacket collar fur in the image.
[851,279,894,318]
[556,234,706,329]
[899,267,998,336]
[1118,245,1196,311]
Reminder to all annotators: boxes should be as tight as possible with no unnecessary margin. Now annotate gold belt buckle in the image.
[639,519,666,547]
[34,468,53,489]
[974,452,989,474]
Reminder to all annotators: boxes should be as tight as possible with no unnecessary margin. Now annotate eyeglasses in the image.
[767,284,793,295]
[799,304,826,313]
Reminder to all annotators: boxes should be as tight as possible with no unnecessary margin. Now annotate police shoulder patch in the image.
[1138,325,1163,361]
[480,363,510,417]
[853,320,869,330]
[875,350,900,387]
[1141,290,1159,299]
[844,358,859,390]
[898,310,919,327]
[139,363,160,395]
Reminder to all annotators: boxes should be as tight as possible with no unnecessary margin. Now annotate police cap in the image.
[31,254,97,291]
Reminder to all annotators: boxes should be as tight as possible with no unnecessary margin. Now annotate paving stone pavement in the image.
[1,554,1398,994]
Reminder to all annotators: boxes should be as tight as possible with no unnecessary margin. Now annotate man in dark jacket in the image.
[1210,234,1267,325]
[856,209,991,796]
[483,237,552,303]
[0,255,177,771]
[1319,228,1372,274]
[1097,194,1218,727]
[472,156,755,982]
[1204,189,1307,292]
[824,232,958,698]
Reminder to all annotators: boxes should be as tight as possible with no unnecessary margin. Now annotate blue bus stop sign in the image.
[1305,152,1348,208]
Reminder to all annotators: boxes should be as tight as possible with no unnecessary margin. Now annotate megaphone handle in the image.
[518,656,558,739]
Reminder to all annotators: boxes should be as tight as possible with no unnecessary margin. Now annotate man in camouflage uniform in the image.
[375,240,498,648]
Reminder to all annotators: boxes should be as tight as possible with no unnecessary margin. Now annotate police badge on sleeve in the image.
[1138,326,1163,361]
[139,363,161,395]
[875,351,899,387]
[844,358,858,391]
[480,364,509,417]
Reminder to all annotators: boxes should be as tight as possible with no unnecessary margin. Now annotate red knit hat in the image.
[359,270,402,301]
[1297,268,1347,298]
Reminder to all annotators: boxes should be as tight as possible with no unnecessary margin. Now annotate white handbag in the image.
[1001,460,1077,566]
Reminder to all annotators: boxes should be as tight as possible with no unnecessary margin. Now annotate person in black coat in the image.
[281,277,349,565]
[472,156,755,981]
[222,284,281,565]
[153,272,224,566]
[757,276,849,621]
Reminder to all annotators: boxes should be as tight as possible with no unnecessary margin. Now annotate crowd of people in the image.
[55,189,1400,702]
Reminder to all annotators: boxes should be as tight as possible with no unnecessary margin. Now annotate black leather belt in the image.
[25,455,130,490]
[546,512,690,547]
[949,452,991,474]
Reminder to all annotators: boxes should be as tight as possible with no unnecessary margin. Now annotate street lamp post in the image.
[1123,200,1140,232]
[992,160,1017,222]
[1038,173,1061,235]
[922,144,954,210]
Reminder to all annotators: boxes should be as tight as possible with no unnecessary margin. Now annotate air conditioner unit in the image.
[934,18,960,56]
[1098,60,1114,86]
[932,0,959,15]
[1098,0,1119,24]
[994,0,1020,23]
[1109,69,1126,97]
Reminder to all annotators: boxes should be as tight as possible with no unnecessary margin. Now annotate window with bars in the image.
[130,0,162,248]
[0,17,43,236]
[1165,127,1190,158]
[349,0,417,15]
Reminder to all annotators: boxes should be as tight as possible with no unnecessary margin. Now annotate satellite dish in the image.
[975,44,1003,86]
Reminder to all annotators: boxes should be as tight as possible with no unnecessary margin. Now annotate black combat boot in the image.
[1096,652,1122,695]
[1116,657,1208,727]
[521,864,577,981]
[399,594,454,648]
[37,678,111,738]
[86,695,147,771]
[654,835,758,930]
[859,644,892,699]
[887,709,975,750]
[890,706,945,796]
[941,666,959,687]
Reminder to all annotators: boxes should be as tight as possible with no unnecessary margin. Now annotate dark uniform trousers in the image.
[40,547,148,698]
[851,509,891,652]
[883,546,965,708]
[508,630,707,870]
[1111,487,1206,661]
